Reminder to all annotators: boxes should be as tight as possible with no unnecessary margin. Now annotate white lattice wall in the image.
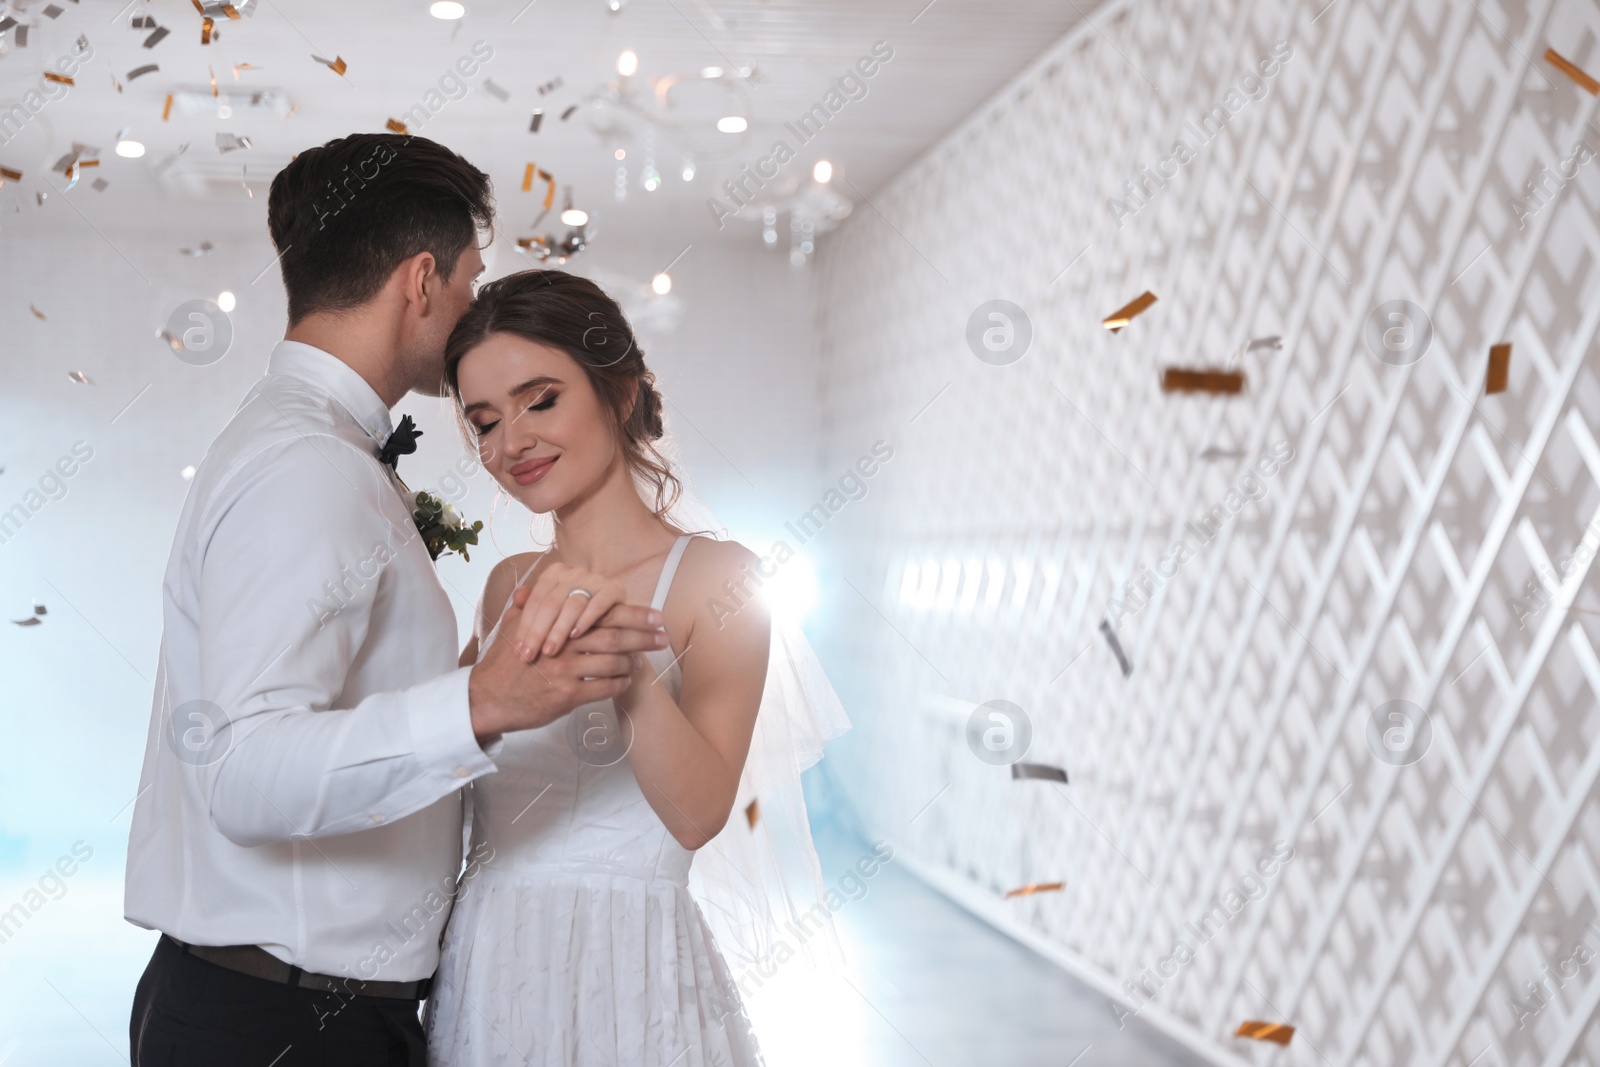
[807,0,1600,1064]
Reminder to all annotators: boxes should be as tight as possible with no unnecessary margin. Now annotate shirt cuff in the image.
[406,667,500,781]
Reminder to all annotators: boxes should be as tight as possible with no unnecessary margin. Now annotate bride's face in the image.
[457,332,621,514]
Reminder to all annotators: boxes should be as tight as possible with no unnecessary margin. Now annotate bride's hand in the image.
[509,562,628,662]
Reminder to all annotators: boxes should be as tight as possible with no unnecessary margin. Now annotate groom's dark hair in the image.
[267,133,493,325]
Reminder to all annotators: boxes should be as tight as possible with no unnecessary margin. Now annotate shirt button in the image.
[454,766,471,778]
[370,814,385,824]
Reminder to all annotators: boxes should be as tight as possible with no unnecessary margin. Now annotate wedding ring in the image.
[567,588,593,599]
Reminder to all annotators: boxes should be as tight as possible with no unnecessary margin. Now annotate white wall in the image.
[809,0,1600,1064]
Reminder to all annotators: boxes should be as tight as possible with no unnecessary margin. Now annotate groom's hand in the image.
[468,598,667,746]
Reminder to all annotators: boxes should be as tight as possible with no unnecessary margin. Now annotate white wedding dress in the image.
[425,535,765,1067]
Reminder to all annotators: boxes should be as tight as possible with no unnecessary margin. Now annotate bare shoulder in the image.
[672,537,770,641]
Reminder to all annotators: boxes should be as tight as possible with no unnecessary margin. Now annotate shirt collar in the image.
[265,340,394,445]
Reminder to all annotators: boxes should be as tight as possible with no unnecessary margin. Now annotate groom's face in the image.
[409,243,486,397]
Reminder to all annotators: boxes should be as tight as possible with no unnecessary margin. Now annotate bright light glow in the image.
[812,159,832,183]
[429,2,466,19]
[716,115,748,134]
[216,291,237,313]
[180,465,197,481]
[643,175,660,191]
[115,139,145,159]
[701,66,723,78]
[614,148,627,161]
[216,105,232,119]
[560,207,588,227]
[681,163,695,181]
[651,272,671,295]
[617,50,639,77]
[762,553,817,622]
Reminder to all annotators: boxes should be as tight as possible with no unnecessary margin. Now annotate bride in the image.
[425,268,840,1066]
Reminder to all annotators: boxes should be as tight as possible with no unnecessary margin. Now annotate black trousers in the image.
[129,935,427,1067]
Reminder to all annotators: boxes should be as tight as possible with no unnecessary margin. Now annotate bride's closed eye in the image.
[472,392,558,437]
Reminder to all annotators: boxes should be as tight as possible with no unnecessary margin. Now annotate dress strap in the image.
[649,536,694,611]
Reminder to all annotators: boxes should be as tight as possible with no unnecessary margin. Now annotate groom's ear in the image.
[395,250,441,314]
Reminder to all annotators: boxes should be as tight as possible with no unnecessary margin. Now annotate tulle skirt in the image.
[425,867,764,1067]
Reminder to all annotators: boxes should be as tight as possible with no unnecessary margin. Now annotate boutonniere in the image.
[404,487,484,563]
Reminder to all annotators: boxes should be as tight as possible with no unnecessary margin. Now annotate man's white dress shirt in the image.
[125,340,498,982]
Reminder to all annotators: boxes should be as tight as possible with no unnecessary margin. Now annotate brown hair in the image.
[443,269,684,519]
[267,133,493,324]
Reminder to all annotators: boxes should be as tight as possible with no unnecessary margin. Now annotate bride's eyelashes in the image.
[471,392,560,437]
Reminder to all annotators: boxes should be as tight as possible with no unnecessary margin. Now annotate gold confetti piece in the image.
[744,799,759,829]
[79,159,100,169]
[128,64,159,80]
[1161,367,1246,394]
[68,371,92,384]
[232,62,260,77]
[1004,882,1064,899]
[1012,762,1069,784]
[209,65,219,96]
[1103,290,1158,332]
[386,118,409,135]
[522,164,555,209]
[163,93,174,121]
[29,304,46,320]
[144,26,170,48]
[112,72,123,92]
[285,101,300,119]
[1486,342,1511,394]
[313,54,348,76]
[201,16,216,43]
[1234,1021,1295,1046]
[0,166,21,183]
[191,0,204,12]
[42,72,75,86]
[159,330,184,353]
[224,4,243,19]
[1546,48,1600,95]
[12,617,42,627]
[1099,618,1132,678]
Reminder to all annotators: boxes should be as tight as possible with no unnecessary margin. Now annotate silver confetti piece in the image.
[1011,762,1069,784]
[1099,618,1132,678]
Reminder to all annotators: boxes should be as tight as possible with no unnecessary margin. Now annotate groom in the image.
[124,133,664,1066]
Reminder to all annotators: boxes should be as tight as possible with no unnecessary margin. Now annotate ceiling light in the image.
[813,160,832,183]
[430,2,466,19]
[617,50,639,77]
[717,116,747,134]
[217,291,237,313]
[560,207,588,226]
[651,273,671,295]
[701,66,723,78]
[681,163,695,181]
[614,148,626,161]
[115,139,145,158]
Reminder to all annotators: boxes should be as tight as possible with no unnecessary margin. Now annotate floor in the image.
[744,823,1211,1067]
[0,832,1209,1067]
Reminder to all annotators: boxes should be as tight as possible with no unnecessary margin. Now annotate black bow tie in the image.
[378,414,422,471]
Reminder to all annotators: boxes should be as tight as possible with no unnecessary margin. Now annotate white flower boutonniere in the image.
[406,487,484,563]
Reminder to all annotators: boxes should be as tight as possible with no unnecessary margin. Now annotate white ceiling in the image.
[0,0,1096,253]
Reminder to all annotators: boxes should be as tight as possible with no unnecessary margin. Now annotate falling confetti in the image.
[0,16,15,33]
[144,26,170,48]
[42,73,75,86]
[529,109,545,133]
[180,241,216,256]
[1161,367,1247,394]
[111,73,124,92]
[1486,342,1511,394]
[92,177,109,192]
[12,617,42,627]
[385,118,409,135]
[232,62,261,78]
[1003,882,1064,900]
[1011,762,1069,784]
[537,77,563,95]
[163,94,174,121]
[14,25,28,47]
[159,330,184,353]
[216,133,251,153]
[560,104,578,121]
[127,64,159,80]
[0,166,21,184]
[744,799,759,829]
[68,371,93,384]
[29,304,46,320]
[1198,445,1246,461]
[1246,335,1284,352]
[482,79,509,101]
[312,54,348,76]
[131,15,158,29]
[1099,618,1132,678]
[1234,1021,1295,1046]
[44,4,64,17]
[1546,47,1600,95]
[201,16,216,44]
[1103,290,1157,332]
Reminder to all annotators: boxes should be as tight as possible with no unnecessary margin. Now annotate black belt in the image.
[164,934,432,1000]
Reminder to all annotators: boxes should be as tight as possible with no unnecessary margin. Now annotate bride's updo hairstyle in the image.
[443,268,684,519]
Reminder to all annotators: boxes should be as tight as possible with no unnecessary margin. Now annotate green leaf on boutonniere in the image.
[408,489,484,562]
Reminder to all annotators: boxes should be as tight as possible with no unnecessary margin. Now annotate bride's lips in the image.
[509,456,558,486]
